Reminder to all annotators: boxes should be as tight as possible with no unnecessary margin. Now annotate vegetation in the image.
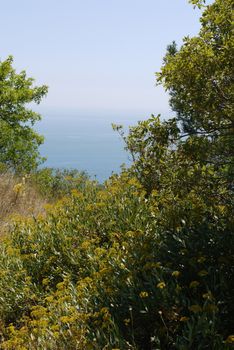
[0,0,233,349]
[0,173,45,236]
[0,56,47,173]
[0,169,90,235]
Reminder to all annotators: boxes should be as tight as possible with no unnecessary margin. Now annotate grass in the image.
[0,173,46,237]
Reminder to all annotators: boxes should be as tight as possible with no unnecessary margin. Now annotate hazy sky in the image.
[1,0,202,117]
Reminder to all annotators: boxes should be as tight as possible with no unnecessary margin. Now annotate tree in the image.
[119,0,233,195]
[0,56,48,173]
[157,0,234,180]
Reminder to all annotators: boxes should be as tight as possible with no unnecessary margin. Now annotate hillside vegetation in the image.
[0,0,233,349]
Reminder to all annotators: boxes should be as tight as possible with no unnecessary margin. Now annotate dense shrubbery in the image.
[0,171,233,348]
[30,168,91,200]
[0,0,233,348]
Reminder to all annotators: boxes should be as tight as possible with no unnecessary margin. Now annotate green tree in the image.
[119,0,233,195]
[0,56,48,173]
[157,0,234,180]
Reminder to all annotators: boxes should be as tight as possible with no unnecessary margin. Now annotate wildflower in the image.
[13,183,23,194]
[189,281,200,288]
[124,318,130,326]
[189,305,202,313]
[151,189,158,197]
[198,270,208,277]
[71,189,80,197]
[60,316,72,323]
[100,307,109,314]
[31,306,47,319]
[154,262,161,268]
[8,324,16,334]
[157,282,166,289]
[81,241,91,250]
[172,271,181,278]
[56,282,65,290]
[42,278,49,286]
[180,316,189,322]
[53,331,60,339]
[139,291,149,298]
[45,296,54,303]
[37,319,49,328]
[128,178,140,186]
[225,335,234,344]
[82,277,93,284]
[19,326,28,334]
[202,291,213,300]
[176,284,182,293]
[51,325,59,331]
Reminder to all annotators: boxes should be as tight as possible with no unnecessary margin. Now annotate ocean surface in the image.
[36,111,144,183]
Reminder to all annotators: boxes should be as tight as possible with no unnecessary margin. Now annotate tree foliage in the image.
[157,0,234,178]
[0,56,48,173]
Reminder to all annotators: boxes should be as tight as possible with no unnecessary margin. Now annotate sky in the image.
[0,0,203,119]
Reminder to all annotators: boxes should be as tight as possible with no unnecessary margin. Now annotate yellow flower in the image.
[56,282,65,290]
[45,295,54,303]
[124,318,130,326]
[157,282,166,289]
[176,284,182,293]
[225,335,234,344]
[71,189,84,199]
[60,316,72,323]
[153,262,161,268]
[180,316,189,322]
[81,241,91,250]
[37,319,49,328]
[202,291,213,300]
[51,325,59,331]
[100,307,109,314]
[172,271,181,278]
[151,189,158,197]
[128,178,140,186]
[19,326,28,334]
[139,291,149,298]
[31,306,47,319]
[189,281,200,288]
[53,331,60,339]
[8,324,16,334]
[42,278,49,286]
[198,270,208,277]
[189,305,202,313]
[13,183,23,194]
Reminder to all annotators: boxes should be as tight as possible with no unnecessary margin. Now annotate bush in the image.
[30,168,91,200]
[0,173,233,349]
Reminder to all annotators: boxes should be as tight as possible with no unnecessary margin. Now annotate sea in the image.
[36,110,146,183]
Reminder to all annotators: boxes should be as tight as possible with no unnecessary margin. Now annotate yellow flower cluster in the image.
[157,282,166,289]
[139,291,149,298]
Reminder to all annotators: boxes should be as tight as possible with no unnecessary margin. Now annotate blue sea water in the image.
[36,111,144,183]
